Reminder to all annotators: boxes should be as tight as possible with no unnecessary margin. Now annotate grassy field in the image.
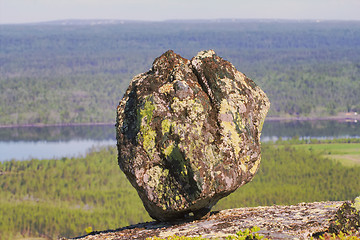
[290,143,360,167]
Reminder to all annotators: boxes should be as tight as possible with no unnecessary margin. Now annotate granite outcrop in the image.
[68,201,360,239]
[115,50,270,221]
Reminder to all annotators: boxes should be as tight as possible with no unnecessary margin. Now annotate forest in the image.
[1,139,359,239]
[1,20,360,125]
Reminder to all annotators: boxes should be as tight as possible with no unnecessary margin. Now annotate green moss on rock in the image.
[138,97,157,159]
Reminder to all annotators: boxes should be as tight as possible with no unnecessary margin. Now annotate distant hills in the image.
[1,20,359,125]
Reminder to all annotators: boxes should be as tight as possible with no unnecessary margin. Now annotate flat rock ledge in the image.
[67,201,356,240]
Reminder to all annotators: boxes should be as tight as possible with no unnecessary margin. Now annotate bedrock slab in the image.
[68,201,360,240]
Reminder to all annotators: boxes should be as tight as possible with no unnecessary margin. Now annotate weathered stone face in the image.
[116,50,270,221]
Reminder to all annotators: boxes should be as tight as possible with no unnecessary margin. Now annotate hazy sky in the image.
[1,0,359,24]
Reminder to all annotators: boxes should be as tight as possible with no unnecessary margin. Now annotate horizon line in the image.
[2,18,360,26]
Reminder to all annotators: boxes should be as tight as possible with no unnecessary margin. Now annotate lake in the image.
[1,120,359,162]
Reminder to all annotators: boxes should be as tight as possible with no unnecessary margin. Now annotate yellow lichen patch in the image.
[204,144,220,167]
[163,142,175,157]
[141,99,156,122]
[181,165,188,176]
[138,98,157,159]
[219,77,236,94]
[238,155,250,173]
[142,128,156,158]
[189,102,205,121]
[174,121,203,141]
[239,164,247,172]
[161,119,172,135]
[191,123,203,136]
[172,123,186,142]
[159,83,174,94]
[170,97,205,122]
[241,155,250,165]
[258,118,265,133]
[233,71,248,87]
[147,166,169,188]
[219,99,242,157]
[233,113,246,131]
[250,157,261,175]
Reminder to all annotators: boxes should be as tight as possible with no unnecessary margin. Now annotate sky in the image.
[1,0,360,24]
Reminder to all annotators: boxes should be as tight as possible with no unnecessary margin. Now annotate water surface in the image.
[0,120,359,162]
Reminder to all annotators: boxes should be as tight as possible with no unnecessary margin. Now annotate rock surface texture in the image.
[115,50,270,221]
[68,201,360,240]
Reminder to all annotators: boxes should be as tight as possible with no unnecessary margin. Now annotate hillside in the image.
[1,141,359,239]
[1,21,360,125]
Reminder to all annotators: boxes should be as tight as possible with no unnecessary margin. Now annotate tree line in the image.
[1,21,360,125]
[1,142,359,239]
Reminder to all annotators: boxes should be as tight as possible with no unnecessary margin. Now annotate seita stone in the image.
[116,50,270,221]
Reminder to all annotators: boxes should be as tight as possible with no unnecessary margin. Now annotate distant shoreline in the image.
[266,115,360,122]
[0,114,359,128]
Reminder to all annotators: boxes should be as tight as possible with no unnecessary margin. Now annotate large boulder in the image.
[116,50,270,221]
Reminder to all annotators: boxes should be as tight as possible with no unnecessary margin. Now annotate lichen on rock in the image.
[328,198,360,235]
[116,50,270,221]
[69,201,354,240]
